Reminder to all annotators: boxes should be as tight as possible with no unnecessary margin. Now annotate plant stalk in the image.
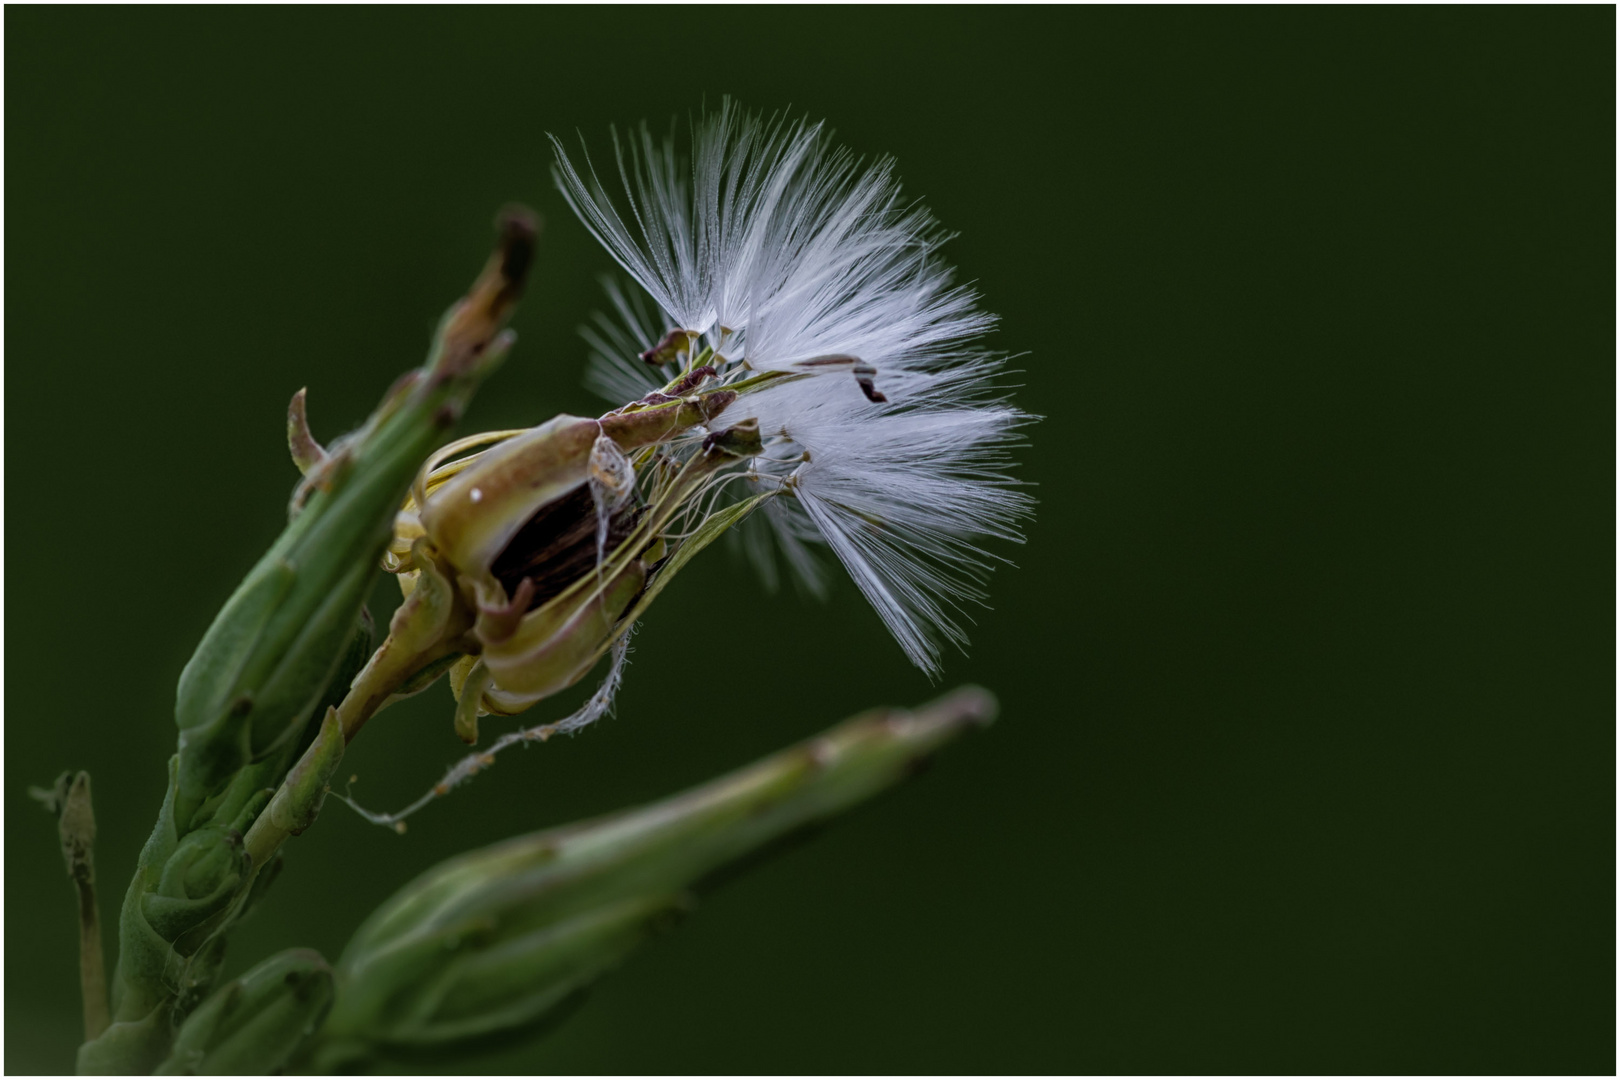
[33,772,110,1041]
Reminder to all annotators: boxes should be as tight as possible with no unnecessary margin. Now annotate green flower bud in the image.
[309,688,995,1069]
[171,209,536,828]
[84,212,537,1075]
[154,948,335,1075]
[140,823,249,946]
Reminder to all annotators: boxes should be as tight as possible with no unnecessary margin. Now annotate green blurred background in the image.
[6,7,1613,1074]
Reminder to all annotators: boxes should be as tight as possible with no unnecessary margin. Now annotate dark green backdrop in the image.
[7,8,1614,1075]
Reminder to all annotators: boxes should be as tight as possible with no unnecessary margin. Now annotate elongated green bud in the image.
[172,208,534,827]
[84,212,537,1075]
[310,687,996,1069]
[153,948,335,1075]
[172,213,535,829]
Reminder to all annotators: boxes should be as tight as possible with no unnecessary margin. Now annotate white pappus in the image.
[552,100,1035,675]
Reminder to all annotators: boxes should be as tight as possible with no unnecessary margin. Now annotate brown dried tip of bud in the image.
[640,328,696,367]
[794,353,887,403]
[851,362,888,404]
[702,417,764,460]
[494,204,539,304]
[436,206,540,377]
[626,366,718,409]
[668,365,717,395]
[699,389,739,420]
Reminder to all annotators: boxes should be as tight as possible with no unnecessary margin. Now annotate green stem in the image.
[33,772,110,1041]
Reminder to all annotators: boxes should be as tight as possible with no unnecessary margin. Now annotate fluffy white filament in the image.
[552,101,820,346]
[555,102,1034,674]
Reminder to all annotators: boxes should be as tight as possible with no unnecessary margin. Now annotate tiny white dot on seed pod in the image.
[470,488,483,503]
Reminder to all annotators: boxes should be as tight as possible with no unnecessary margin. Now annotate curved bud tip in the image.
[434,205,541,379]
[640,327,698,366]
[851,362,887,404]
[494,204,540,305]
[698,389,739,421]
[916,685,998,731]
[287,388,328,476]
[792,354,887,403]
